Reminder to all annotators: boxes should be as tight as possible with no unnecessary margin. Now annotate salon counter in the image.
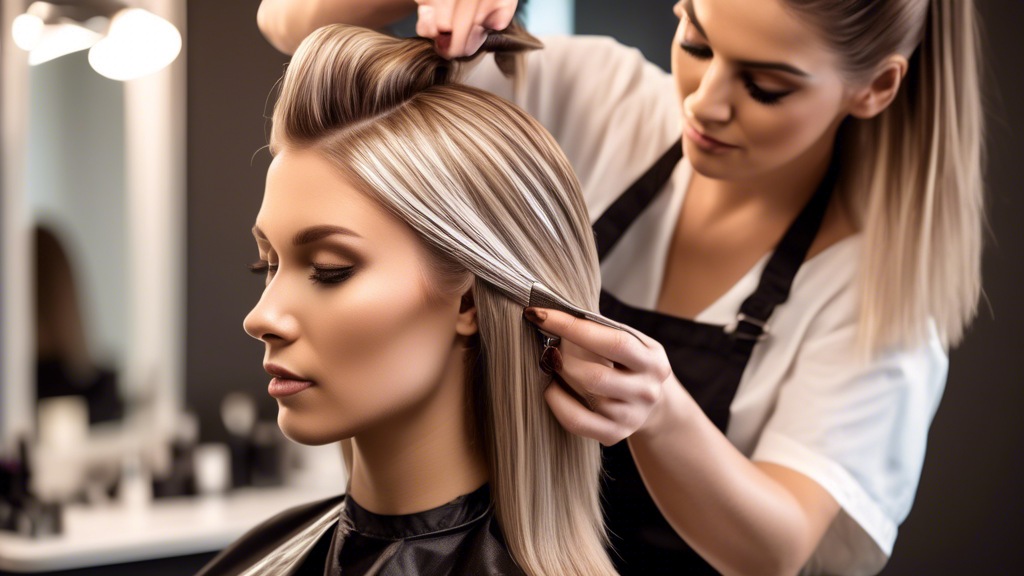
[0,483,342,573]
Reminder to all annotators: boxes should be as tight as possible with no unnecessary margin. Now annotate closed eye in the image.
[680,42,712,60]
[247,260,355,285]
[679,43,794,106]
[307,264,355,284]
[741,74,792,105]
[247,260,276,274]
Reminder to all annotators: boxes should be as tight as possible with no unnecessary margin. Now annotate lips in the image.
[684,121,737,151]
[264,363,313,382]
[264,363,315,399]
[268,377,313,398]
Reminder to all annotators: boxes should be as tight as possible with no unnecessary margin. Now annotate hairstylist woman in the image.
[256,1,985,574]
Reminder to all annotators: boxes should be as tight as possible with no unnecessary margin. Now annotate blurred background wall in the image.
[185,1,286,445]
[183,0,1022,574]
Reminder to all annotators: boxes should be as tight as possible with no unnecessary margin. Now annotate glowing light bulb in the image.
[27,22,104,65]
[12,13,44,51]
[88,8,181,81]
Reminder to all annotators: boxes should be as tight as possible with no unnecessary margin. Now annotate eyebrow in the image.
[683,0,811,78]
[683,1,710,41]
[252,224,363,246]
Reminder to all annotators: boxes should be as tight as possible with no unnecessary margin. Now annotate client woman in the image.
[195,22,643,576]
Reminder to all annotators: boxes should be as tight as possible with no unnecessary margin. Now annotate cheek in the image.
[741,92,843,158]
[280,262,457,443]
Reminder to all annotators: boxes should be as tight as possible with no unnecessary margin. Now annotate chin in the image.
[685,143,755,181]
[277,410,354,446]
[685,150,733,179]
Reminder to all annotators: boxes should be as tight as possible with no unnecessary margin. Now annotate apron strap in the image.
[729,156,842,342]
[588,133,841,344]
[593,138,684,261]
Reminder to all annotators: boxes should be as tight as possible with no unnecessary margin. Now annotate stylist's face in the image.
[243,149,470,445]
[671,0,850,180]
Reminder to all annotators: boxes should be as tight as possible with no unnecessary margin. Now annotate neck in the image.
[696,122,842,220]
[347,343,488,515]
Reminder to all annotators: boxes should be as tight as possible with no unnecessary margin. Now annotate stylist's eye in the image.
[742,74,792,105]
[680,42,712,60]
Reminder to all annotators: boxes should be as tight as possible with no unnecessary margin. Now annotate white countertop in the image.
[0,483,344,573]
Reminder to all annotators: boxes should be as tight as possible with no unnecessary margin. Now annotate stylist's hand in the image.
[414,0,519,59]
[525,308,675,446]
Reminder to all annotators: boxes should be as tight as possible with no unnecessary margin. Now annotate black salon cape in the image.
[194,483,525,576]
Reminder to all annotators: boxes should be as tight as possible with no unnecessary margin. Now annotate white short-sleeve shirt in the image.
[464,35,949,576]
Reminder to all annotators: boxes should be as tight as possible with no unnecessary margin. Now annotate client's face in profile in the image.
[243,148,474,445]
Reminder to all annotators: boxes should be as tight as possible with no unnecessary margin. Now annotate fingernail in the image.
[524,308,547,323]
[540,346,562,373]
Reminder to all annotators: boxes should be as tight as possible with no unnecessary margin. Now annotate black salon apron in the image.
[594,138,838,575]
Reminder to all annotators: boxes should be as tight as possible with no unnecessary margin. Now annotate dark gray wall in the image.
[185,0,1023,572]
[576,0,677,71]
[186,1,289,440]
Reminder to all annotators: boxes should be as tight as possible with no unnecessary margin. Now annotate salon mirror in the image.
[29,49,129,427]
[1,0,186,462]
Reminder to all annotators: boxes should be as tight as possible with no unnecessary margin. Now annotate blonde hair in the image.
[269,24,618,576]
[785,0,985,354]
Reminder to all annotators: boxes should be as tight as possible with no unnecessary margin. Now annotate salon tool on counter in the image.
[151,410,198,498]
[33,396,89,503]
[194,443,231,495]
[221,392,258,488]
[118,452,152,510]
[0,436,63,538]
[249,421,287,487]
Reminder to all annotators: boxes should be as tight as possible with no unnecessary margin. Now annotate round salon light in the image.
[88,8,181,81]
[27,21,104,66]
[14,2,108,66]
[11,13,45,51]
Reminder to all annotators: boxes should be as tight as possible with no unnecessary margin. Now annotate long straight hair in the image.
[785,0,984,354]
[269,24,618,576]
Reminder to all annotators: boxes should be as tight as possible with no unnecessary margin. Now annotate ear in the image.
[455,284,478,336]
[848,54,909,120]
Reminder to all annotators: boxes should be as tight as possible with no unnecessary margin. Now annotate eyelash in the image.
[246,260,356,285]
[679,43,792,106]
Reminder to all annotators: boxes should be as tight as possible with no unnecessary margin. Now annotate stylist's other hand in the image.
[525,307,674,446]
[415,0,519,59]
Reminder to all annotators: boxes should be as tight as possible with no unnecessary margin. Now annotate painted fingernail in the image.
[540,346,563,373]
[524,308,547,323]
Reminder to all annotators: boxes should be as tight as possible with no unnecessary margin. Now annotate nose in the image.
[243,281,301,345]
[683,59,733,127]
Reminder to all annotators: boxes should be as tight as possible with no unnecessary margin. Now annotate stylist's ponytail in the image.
[785,0,984,355]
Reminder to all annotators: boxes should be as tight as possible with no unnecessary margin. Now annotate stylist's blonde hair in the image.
[270,23,617,576]
[786,0,984,354]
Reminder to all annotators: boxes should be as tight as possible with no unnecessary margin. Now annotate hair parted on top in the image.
[272,21,542,145]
